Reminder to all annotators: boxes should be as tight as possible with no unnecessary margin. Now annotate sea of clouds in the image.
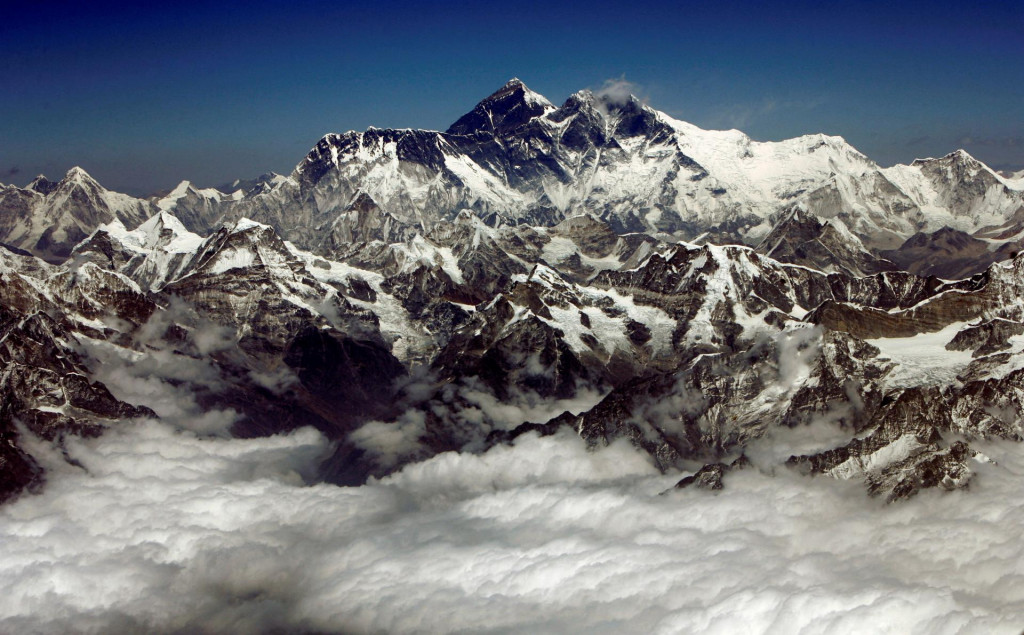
[2,416,1024,634]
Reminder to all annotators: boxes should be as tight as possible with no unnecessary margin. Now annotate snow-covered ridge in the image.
[156,180,230,212]
[217,78,1022,255]
[3,79,1022,267]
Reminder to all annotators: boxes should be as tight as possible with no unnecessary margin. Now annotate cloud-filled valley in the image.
[2,419,1024,634]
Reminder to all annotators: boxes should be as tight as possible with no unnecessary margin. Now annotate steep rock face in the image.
[447,78,555,137]
[820,270,951,311]
[757,208,897,276]
[24,175,60,195]
[231,127,471,246]
[318,192,419,259]
[577,327,890,471]
[808,254,1024,339]
[946,318,1024,357]
[157,219,407,436]
[0,252,155,502]
[911,150,1020,221]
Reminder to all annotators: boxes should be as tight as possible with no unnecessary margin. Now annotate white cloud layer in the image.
[2,419,1024,634]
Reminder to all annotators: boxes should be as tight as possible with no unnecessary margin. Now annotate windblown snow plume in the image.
[2,418,1023,634]
[594,76,643,107]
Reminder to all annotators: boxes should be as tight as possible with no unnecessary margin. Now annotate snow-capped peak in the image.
[911,149,982,168]
[156,180,196,211]
[446,78,555,135]
[492,77,553,107]
[63,166,96,185]
[25,174,57,195]
[232,217,272,234]
[136,210,195,244]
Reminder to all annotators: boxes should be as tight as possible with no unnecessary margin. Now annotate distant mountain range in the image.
[2,78,1024,504]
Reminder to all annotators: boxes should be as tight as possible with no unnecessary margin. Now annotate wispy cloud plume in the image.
[594,76,645,107]
[707,95,827,131]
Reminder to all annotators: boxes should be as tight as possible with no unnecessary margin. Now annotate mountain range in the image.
[2,78,1024,504]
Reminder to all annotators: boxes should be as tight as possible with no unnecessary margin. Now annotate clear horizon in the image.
[3,0,1021,196]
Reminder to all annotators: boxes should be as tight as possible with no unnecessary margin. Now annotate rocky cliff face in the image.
[0,248,155,502]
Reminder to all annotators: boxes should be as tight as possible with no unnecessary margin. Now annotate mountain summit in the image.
[447,78,555,136]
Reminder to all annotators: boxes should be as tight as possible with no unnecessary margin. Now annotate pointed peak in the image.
[447,78,553,136]
[558,89,602,114]
[61,166,102,190]
[947,148,979,163]
[488,77,530,98]
[65,166,92,180]
[499,78,546,101]
[26,174,58,195]
[155,180,195,211]
[155,210,192,234]
[137,209,189,236]
[912,148,981,168]
[481,77,551,107]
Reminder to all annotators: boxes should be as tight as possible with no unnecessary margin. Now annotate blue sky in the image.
[2,0,1021,194]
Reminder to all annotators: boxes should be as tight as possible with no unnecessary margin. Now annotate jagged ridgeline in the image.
[2,79,1024,502]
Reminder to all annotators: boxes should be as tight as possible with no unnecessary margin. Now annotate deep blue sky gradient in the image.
[2,0,1021,194]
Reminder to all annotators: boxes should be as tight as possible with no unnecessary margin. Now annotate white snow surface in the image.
[289,244,436,363]
[867,322,975,389]
[91,212,205,290]
[155,180,226,212]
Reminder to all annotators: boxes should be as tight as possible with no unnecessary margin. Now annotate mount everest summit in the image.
[2,78,1024,504]
[6,78,1023,268]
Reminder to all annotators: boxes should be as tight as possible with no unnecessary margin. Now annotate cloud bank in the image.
[1,419,1024,633]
